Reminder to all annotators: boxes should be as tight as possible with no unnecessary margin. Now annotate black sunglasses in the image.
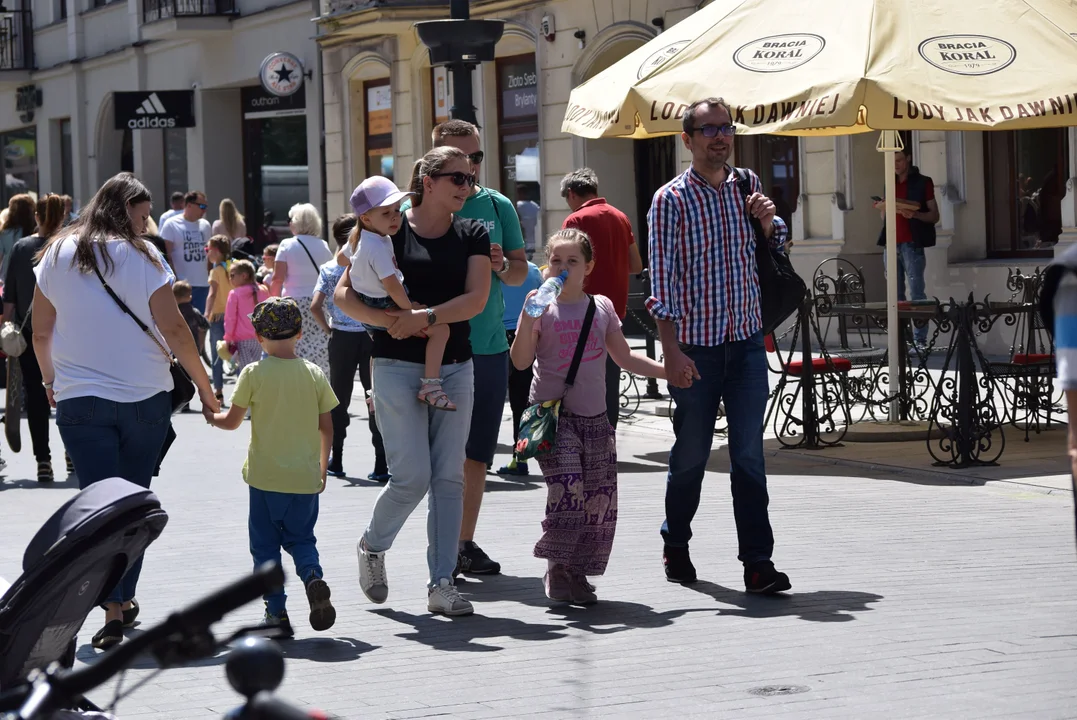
[431,171,476,187]
[690,124,736,138]
[194,203,207,210]
[467,151,484,164]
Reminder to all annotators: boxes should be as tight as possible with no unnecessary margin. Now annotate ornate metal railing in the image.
[143,0,235,22]
[0,9,32,72]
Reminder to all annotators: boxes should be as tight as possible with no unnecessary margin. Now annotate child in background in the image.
[510,229,670,605]
[258,243,279,288]
[224,259,271,371]
[173,280,210,368]
[203,296,339,637]
[341,176,455,411]
[205,235,234,407]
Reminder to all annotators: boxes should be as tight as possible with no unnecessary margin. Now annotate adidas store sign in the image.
[114,90,196,130]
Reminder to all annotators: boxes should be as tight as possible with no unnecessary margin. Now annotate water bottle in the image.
[524,270,569,318]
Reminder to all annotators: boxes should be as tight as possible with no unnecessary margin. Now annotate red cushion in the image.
[786,357,852,375]
[1012,353,1053,365]
[764,334,777,353]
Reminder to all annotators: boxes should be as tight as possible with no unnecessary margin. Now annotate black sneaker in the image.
[663,544,697,584]
[262,606,295,639]
[305,577,336,631]
[456,541,501,575]
[744,561,792,594]
[326,456,345,478]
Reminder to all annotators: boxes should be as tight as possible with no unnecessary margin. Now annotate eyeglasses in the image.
[467,151,484,165]
[689,124,737,138]
[430,172,476,187]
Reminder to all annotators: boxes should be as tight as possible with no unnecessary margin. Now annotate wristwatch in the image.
[426,308,437,327]
[498,256,510,274]
[42,381,53,389]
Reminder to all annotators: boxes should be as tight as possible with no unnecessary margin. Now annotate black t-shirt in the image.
[4,234,44,334]
[371,214,491,365]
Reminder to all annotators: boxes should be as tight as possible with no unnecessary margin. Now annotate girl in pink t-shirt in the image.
[510,229,673,605]
[224,259,270,370]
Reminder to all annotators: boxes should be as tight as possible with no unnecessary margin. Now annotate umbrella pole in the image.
[884,144,900,421]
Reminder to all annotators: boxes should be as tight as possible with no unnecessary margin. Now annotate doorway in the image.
[242,86,308,247]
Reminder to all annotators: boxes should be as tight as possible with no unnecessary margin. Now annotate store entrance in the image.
[242,86,308,251]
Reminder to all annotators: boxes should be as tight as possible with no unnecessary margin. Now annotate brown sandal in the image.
[418,382,456,412]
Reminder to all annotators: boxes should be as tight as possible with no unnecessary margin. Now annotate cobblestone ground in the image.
[2,398,1077,719]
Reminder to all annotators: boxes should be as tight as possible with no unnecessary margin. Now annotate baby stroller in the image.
[0,478,168,696]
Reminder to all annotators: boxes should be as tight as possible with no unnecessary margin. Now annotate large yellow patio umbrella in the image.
[563,0,1077,420]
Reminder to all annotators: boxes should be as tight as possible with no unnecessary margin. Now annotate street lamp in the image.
[415,0,504,126]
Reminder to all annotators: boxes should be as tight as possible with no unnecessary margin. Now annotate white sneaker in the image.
[427,578,473,616]
[357,539,388,604]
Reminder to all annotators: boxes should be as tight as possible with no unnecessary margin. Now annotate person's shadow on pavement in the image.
[369,607,567,652]
[279,635,378,662]
[686,580,882,622]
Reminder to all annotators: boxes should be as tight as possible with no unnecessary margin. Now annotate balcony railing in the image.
[0,9,32,72]
[142,0,236,23]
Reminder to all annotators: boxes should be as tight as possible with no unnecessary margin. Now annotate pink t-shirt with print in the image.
[527,294,621,417]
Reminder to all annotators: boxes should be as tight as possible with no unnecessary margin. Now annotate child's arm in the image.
[204,402,247,430]
[381,274,413,313]
[318,411,333,490]
[335,247,351,267]
[606,327,667,380]
[510,308,540,371]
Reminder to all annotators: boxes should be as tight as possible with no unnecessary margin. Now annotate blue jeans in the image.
[189,285,209,316]
[364,359,474,586]
[249,486,322,616]
[663,334,775,565]
[209,318,226,389]
[56,391,172,603]
[884,243,928,343]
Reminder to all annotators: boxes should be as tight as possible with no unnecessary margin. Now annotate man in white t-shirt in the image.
[160,191,212,311]
[158,192,185,230]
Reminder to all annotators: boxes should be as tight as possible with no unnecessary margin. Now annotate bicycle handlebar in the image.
[247,693,327,720]
[14,562,285,720]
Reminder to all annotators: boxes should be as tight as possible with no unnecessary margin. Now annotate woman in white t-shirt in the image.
[270,203,333,373]
[32,172,218,651]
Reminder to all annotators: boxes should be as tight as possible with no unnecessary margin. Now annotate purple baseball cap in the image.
[350,176,414,216]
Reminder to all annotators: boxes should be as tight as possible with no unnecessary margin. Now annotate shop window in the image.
[985,129,1068,258]
[2,126,37,205]
[733,134,799,228]
[163,126,188,198]
[59,119,72,198]
[431,66,451,126]
[496,53,540,251]
[364,79,393,181]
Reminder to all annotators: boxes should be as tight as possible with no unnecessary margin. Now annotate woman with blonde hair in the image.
[271,203,333,373]
[3,194,70,482]
[212,198,247,243]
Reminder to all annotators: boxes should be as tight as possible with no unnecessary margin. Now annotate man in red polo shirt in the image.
[561,167,644,429]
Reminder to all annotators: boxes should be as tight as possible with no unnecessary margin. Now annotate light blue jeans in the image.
[884,243,928,343]
[363,358,474,586]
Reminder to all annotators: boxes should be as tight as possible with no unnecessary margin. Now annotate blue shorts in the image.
[465,351,509,465]
[360,293,397,332]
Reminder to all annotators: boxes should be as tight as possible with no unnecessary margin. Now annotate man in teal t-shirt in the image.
[432,119,527,577]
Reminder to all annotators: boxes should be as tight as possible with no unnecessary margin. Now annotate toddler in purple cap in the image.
[339,176,455,411]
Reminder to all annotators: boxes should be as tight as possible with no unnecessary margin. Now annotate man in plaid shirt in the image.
[646,97,792,594]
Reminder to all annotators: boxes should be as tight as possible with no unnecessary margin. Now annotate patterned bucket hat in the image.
[250,296,302,340]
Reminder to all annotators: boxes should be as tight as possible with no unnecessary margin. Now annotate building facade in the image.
[0,0,323,233]
[318,0,1077,354]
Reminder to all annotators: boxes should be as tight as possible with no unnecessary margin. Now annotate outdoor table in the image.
[826,300,942,421]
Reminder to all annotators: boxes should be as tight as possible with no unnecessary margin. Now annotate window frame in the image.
[733,133,801,222]
[363,77,393,182]
[494,53,539,202]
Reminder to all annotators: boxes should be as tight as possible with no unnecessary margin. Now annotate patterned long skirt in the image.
[233,339,263,371]
[294,296,330,375]
[534,412,618,576]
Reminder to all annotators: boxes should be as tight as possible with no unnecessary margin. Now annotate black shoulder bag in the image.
[92,266,196,414]
[294,237,321,274]
[734,168,807,335]
[514,295,596,460]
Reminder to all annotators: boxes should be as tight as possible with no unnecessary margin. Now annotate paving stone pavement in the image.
[2,394,1077,719]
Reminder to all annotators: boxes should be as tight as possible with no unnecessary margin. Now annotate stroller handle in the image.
[13,562,285,720]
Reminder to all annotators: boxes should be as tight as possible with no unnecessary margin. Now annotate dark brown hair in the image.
[37,172,160,274]
[682,97,733,134]
[184,190,205,205]
[407,146,468,207]
[207,234,231,272]
[3,194,36,239]
[35,194,65,239]
[545,228,593,263]
[331,214,357,251]
[173,279,193,299]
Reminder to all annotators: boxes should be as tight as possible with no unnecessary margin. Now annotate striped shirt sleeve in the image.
[1054,274,1077,390]
[645,186,682,323]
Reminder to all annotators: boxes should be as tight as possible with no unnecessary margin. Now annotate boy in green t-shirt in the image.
[204,296,339,638]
